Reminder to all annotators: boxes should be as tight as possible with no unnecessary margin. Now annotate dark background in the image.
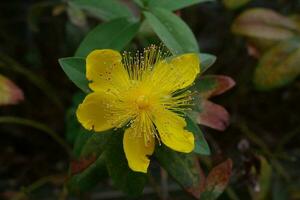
[1,0,300,199]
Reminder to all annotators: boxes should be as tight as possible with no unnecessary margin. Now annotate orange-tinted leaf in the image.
[70,154,97,175]
[195,75,235,99]
[195,100,230,131]
[185,157,206,199]
[0,74,24,106]
[200,159,233,200]
[232,8,298,40]
[254,37,300,90]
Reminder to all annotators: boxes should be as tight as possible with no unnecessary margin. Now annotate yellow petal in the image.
[153,108,194,153]
[86,49,130,92]
[150,53,200,93]
[123,125,155,173]
[76,92,125,132]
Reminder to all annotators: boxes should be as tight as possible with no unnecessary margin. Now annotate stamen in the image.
[160,90,194,115]
[102,44,195,147]
[128,112,159,147]
[122,44,168,81]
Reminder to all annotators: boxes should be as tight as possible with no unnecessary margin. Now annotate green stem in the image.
[11,174,66,200]
[0,52,63,109]
[236,122,271,156]
[275,128,300,153]
[234,121,290,180]
[226,187,240,200]
[0,116,73,158]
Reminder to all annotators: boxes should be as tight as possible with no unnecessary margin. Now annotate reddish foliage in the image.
[70,154,97,175]
[0,75,24,106]
[205,159,233,191]
[197,100,230,131]
[201,75,235,98]
[185,157,206,198]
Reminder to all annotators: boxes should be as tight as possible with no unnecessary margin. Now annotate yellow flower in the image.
[76,45,200,173]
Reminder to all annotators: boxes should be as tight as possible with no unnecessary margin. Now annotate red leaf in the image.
[185,157,206,198]
[206,159,232,189]
[198,75,235,99]
[0,74,24,106]
[70,154,97,175]
[201,159,233,199]
[197,100,230,131]
[232,8,298,40]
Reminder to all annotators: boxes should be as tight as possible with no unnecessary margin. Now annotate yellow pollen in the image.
[136,95,150,110]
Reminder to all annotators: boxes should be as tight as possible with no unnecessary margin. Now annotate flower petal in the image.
[123,126,155,173]
[76,92,122,132]
[86,49,130,92]
[151,53,200,93]
[153,109,194,153]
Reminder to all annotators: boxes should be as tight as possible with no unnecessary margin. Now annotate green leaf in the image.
[186,117,210,155]
[65,94,113,194]
[69,131,147,195]
[76,131,112,168]
[68,132,113,193]
[67,153,107,193]
[104,132,147,196]
[66,95,146,195]
[67,126,112,193]
[75,18,141,57]
[223,0,252,10]
[72,130,93,157]
[65,92,93,158]
[133,0,145,7]
[155,146,204,198]
[59,57,90,93]
[65,92,86,145]
[232,8,298,40]
[148,0,214,11]
[144,8,199,55]
[272,173,289,200]
[199,53,217,72]
[254,37,300,90]
[192,76,217,98]
[200,159,233,200]
[70,0,134,21]
[80,132,111,157]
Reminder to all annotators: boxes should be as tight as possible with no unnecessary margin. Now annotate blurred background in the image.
[1,0,300,199]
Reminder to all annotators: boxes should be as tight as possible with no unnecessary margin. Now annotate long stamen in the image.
[128,112,159,146]
[160,90,195,115]
[104,45,195,147]
[122,44,167,81]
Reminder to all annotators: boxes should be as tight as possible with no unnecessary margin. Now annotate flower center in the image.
[136,95,150,110]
